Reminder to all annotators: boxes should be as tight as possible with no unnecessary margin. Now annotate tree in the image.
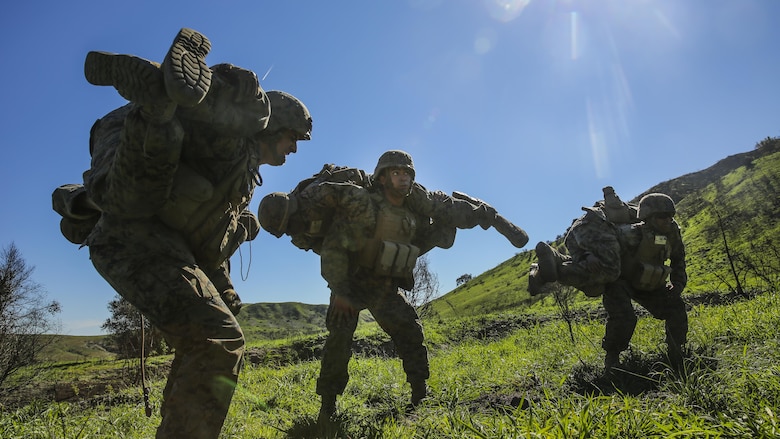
[0,242,61,391]
[456,273,473,286]
[102,295,169,360]
[406,254,440,318]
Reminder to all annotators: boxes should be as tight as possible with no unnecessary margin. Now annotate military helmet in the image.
[258,192,297,238]
[638,193,676,221]
[265,91,313,140]
[373,150,415,179]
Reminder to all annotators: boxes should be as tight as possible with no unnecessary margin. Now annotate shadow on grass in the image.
[564,346,719,397]
[283,404,399,439]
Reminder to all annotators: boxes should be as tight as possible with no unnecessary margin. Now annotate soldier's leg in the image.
[601,282,638,369]
[632,290,688,367]
[316,294,360,419]
[89,244,244,439]
[369,286,430,405]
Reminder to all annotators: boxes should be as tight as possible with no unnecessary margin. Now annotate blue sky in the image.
[1,0,777,336]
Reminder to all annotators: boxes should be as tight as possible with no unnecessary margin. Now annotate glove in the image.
[221,289,243,316]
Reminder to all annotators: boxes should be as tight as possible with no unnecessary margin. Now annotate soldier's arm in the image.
[669,223,688,292]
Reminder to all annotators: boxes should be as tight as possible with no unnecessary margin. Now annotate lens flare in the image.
[485,0,531,23]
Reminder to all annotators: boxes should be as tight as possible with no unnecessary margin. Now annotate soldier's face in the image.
[381,167,413,198]
[265,130,298,166]
[650,213,674,233]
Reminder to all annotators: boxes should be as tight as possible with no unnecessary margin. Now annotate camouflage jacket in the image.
[83,104,265,270]
[617,220,687,291]
[290,177,494,298]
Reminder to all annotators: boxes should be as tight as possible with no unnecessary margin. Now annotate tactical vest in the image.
[156,153,254,270]
[359,199,420,278]
[622,226,672,291]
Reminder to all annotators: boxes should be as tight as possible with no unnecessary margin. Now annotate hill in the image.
[38,335,117,362]
[430,137,780,318]
[237,302,329,340]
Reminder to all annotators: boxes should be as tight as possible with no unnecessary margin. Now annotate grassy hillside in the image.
[237,302,329,341]
[38,335,116,362]
[431,138,780,318]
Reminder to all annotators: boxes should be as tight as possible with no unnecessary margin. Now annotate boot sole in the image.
[162,28,212,107]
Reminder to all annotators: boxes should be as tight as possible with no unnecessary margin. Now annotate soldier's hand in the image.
[330,294,357,328]
[221,289,243,316]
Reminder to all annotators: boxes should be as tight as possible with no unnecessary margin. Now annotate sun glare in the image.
[484,0,531,23]
[545,0,673,177]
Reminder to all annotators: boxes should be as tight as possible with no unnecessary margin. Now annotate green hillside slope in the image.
[430,138,780,318]
[237,302,329,340]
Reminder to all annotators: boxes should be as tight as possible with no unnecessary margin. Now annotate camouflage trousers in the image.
[89,240,244,439]
[601,280,688,354]
[316,273,429,397]
[561,212,621,293]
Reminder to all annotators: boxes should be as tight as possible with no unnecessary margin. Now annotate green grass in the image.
[4,291,780,438]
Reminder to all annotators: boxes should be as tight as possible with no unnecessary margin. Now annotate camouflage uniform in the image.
[315,189,430,399]
[85,101,254,439]
[601,220,688,356]
[558,209,623,295]
[601,193,688,369]
[258,151,527,418]
[530,187,636,297]
[67,29,312,439]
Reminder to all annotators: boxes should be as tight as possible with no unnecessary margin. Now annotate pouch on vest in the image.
[393,243,420,277]
[375,241,398,276]
[373,241,420,278]
[632,262,671,291]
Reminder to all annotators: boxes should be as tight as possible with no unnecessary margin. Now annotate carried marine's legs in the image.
[84,28,212,123]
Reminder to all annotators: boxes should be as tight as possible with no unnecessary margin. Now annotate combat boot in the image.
[493,215,529,248]
[604,351,620,373]
[527,263,544,296]
[317,394,336,424]
[161,27,212,107]
[84,51,175,121]
[535,242,567,282]
[667,344,685,372]
[410,380,428,407]
[84,28,212,122]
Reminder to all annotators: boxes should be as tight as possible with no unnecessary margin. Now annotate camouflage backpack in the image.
[562,186,639,255]
[281,164,372,253]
